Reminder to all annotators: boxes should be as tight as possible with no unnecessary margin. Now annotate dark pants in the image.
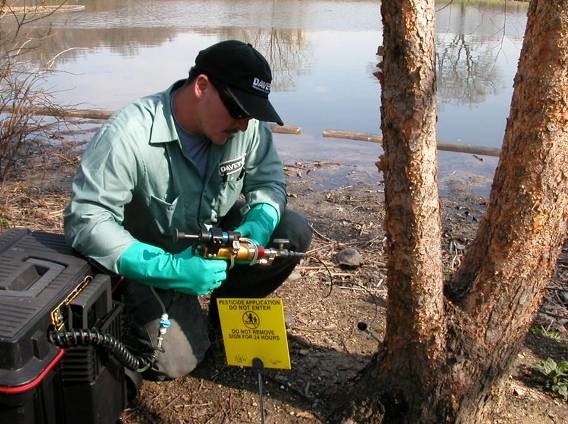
[122,206,312,380]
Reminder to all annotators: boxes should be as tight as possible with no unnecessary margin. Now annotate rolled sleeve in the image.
[242,122,287,218]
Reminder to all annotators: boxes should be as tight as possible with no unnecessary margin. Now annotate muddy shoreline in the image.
[0,140,566,423]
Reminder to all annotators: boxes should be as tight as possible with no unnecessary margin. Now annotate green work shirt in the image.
[63,80,287,273]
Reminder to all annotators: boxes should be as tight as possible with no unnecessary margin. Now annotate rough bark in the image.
[336,0,568,423]
[376,0,446,420]
[447,1,568,421]
[451,0,568,321]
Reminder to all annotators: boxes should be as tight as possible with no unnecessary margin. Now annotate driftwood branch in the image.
[322,129,501,157]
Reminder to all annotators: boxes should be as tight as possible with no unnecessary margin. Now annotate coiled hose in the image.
[48,329,150,372]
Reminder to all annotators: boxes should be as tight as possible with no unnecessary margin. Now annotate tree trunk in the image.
[447,1,568,421]
[336,0,568,422]
[376,0,446,420]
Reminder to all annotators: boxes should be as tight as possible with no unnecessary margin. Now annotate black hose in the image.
[48,329,150,371]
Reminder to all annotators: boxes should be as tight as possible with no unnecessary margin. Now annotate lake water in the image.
[20,0,529,194]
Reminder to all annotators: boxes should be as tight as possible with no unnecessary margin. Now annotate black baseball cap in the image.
[194,40,284,126]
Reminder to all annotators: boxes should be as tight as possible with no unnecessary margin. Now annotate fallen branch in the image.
[310,224,335,242]
[322,129,501,157]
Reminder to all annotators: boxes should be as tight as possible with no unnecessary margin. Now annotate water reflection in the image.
[5,0,528,149]
[436,33,502,105]
[435,2,526,106]
[215,28,309,92]
[11,1,315,93]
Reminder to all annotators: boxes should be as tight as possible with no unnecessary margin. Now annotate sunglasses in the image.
[209,77,251,120]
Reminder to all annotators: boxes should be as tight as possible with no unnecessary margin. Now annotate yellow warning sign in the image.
[216,298,290,370]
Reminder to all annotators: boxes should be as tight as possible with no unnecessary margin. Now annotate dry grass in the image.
[0,140,80,232]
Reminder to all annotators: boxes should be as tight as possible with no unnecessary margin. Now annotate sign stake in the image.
[252,357,265,424]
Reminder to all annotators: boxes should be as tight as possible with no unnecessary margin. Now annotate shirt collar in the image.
[148,79,186,145]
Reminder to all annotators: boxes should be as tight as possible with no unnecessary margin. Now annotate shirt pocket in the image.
[216,172,244,218]
[149,194,182,236]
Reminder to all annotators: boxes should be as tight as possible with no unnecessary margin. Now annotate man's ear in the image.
[194,74,211,98]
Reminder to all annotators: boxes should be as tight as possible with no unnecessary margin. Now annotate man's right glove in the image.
[117,241,227,295]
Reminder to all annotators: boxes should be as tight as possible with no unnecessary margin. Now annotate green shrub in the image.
[534,358,568,401]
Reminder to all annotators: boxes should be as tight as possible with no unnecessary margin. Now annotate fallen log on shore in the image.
[4,106,500,155]
[322,129,501,157]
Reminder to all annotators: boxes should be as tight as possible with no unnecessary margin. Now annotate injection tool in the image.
[175,227,305,267]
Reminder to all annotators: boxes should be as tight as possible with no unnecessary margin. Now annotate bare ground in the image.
[0,141,566,423]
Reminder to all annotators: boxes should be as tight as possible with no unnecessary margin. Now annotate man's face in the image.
[199,79,251,145]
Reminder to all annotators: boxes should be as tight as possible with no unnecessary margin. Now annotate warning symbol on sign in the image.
[216,298,290,369]
[242,311,260,329]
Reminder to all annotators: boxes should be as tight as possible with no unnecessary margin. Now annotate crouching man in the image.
[63,40,312,381]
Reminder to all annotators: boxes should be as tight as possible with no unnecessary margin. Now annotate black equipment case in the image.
[0,229,126,423]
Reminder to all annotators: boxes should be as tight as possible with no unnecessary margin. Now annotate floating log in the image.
[322,129,501,157]
[6,106,302,135]
[435,142,501,157]
[273,125,302,135]
[322,130,382,143]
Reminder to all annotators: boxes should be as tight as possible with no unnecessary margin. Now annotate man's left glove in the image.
[235,203,279,246]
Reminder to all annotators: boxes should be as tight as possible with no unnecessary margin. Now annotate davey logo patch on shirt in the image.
[219,155,245,176]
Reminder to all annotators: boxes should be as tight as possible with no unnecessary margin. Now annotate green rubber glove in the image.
[117,241,227,295]
[235,203,279,246]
